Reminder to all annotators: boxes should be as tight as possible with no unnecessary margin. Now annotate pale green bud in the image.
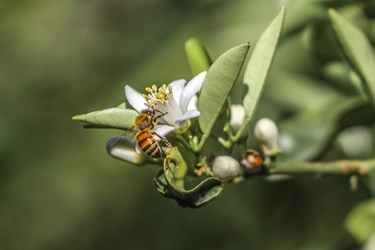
[254,118,280,157]
[212,156,240,181]
[230,104,246,133]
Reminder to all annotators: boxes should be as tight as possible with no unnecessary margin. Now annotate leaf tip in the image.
[72,114,85,121]
[327,8,337,19]
[185,37,199,46]
[328,8,344,25]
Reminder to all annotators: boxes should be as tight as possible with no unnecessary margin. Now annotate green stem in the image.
[269,159,375,176]
[174,134,192,150]
[192,134,209,153]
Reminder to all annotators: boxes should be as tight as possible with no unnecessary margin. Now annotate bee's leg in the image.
[155,110,168,118]
[153,110,168,123]
[165,156,178,174]
[153,132,172,147]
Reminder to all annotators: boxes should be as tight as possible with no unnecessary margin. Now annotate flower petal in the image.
[157,95,183,126]
[187,95,198,111]
[106,136,144,165]
[125,85,147,113]
[179,71,207,112]
[154,124,176,137]
[135,144,142,154]
[170,79,186,106]
[175,110,200,124]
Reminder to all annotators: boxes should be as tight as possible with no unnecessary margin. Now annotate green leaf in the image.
[267,69,343,112]
[178,177,223,207]
[233,7,285,141]
[345,199,375,243]
[322,61,364,96]
[329,9,375,107]
[153,147,223,208]
[198,43,250,144]
[279,98,375,162]
[283,2,324,37]
[185,38,212,76]
[72,107,138,130]
[154,172,223,208]
[242,7,284,123]
[116,102,126,109]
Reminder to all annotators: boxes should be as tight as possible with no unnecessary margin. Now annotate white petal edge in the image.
[176,110,200,123]
[125,85,148,113]
[111,146,142,164]
[187,95,198,111]
[170,79,186,107]
[157,96,183,126]
[179,71,207,112]
[135,144,142,154]
[154,124,176,137]
[106,136,143,164]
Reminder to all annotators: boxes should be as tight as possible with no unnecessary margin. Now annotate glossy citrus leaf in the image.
[278,98,375,162]
[72,107,138,130]
[242,7,284,124]
[198,43,250,143]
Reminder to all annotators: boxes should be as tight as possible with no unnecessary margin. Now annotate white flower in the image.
[254,118,280,156]
[125,71,207,137]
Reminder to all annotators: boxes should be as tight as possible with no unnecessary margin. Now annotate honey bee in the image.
[134,106,171,158]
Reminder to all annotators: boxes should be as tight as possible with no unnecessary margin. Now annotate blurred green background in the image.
[1,0,374,249]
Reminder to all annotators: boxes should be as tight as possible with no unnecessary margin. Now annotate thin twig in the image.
[269,159,375,176]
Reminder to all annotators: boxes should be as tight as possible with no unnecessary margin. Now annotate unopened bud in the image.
[230,104,246,133]
[254,118,280,156]
[212,156,240,181]
[241,149,263,169]
[365,232,375,250]
[106,136,145,165]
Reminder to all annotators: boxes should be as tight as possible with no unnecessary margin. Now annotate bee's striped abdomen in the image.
[136,130,161,158]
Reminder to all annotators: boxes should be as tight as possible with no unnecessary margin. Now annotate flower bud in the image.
[241,149,263,169]
[212,156,240,181]
[365,232,375,250]
[254,118,280,156]
[230,104,246,133]
[106,136,145,165]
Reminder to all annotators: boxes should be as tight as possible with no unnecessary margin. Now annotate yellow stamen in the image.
[143,83,173,105]
[156,92,166,100]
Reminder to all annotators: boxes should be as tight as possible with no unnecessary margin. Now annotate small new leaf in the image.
[185,38,212,76]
